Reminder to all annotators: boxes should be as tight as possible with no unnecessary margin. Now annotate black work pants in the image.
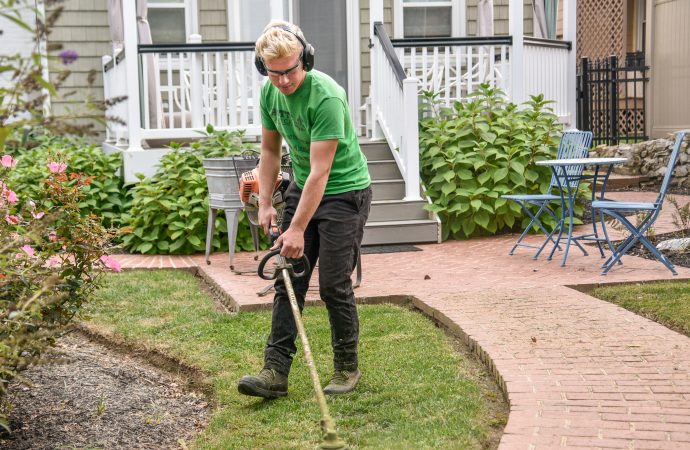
[264,183,372,376]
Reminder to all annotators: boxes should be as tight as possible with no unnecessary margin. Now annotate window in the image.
[400,0,463,38]
[148,0,194,44]
[229,0,292,41]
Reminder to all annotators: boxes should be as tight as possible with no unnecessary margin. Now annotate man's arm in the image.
[276,139,337,258]
[258,127,283,233]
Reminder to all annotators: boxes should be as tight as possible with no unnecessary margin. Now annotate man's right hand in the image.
[259,204,278,236]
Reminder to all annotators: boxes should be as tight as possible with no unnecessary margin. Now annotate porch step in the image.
[361,140,396,162]
[369,199,431,222]
[368,159,401,180]
[362,219,440,246]
[371,179,406,201]
[585,172,652,191]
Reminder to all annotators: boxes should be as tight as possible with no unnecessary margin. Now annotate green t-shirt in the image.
[260,70,371,195]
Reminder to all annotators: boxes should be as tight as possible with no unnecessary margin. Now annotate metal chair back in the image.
[548,130,593,193]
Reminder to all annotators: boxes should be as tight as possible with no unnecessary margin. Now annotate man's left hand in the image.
[272,226,305,259]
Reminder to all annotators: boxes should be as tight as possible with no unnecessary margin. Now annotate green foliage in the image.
[419,84,587,240]
[1,157,114,431]
[121,126,262,255]
[7,134,130,228]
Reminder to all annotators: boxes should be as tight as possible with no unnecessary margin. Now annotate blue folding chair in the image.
[593,130,688,275]
[503,130,593,257]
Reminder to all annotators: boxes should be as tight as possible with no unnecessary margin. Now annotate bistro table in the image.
[535,157,628,266]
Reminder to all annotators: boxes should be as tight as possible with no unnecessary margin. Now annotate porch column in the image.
[122,0,143,151]
[563,0,577,128]
[508,0,524,105]
[370,0,384,140]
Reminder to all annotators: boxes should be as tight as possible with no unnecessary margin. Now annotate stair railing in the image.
[371,22,421,201]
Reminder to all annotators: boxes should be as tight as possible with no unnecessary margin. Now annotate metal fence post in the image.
[609,55,619,145]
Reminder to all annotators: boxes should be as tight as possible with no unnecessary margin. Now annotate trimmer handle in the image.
[257,227,310,280]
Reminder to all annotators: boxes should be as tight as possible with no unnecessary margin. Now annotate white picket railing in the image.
[371,23,421,201]
[102,50,129,145]
[138,36,263,140]
[393,37,512,108]
[524,37,572,122]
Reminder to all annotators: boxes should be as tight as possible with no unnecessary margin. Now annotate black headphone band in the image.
[254,24,315,76]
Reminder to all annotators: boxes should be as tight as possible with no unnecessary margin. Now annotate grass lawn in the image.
[83,270,507,449]
[590,280,690,337]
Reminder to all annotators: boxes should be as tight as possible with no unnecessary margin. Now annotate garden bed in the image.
[0,332,208,450]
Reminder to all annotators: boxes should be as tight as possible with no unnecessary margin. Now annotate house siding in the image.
[359,0,393,105]
[199,0,227,42]
[46,0,110,120]
[465,0,534,37]
[0,0,37,90]
[649,0,690,138]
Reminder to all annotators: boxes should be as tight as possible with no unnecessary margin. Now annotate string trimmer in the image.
[258,228,348,450]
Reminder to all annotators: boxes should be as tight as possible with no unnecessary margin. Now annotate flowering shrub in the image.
[6,135,130,229]
[0,155,118,431]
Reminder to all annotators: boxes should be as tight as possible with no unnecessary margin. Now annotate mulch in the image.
[0,332,209,450]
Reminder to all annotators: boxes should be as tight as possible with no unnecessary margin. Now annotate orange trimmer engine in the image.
[239,167,290,227]
[238,168,283,204]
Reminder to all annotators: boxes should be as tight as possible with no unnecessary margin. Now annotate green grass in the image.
[591,280,690,337]
[84,270,506,450]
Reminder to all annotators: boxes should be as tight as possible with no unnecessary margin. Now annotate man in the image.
[237,22,371,399]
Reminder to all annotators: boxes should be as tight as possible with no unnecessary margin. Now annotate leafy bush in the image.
[6,135,130,229]
[419,84,588,240]
[121,126,262,254]
[1,155,116,431]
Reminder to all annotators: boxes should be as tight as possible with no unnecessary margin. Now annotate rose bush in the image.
[0,155,118,431]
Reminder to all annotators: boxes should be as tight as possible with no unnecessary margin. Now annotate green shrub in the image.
[419,84,588,240]
[1,155,115,430]
[7,135,130,229]
[121,126,262,255]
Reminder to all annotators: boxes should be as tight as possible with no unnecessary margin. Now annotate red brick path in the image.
[117,192,690,449]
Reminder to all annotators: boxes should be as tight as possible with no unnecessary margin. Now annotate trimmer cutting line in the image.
[257,228,348,450]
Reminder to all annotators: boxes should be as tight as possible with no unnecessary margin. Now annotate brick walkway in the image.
[118,191,690,449]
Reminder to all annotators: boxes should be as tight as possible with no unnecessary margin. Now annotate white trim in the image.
[148,0,197,41]
[395,0,464,38]
[347,0,361,130]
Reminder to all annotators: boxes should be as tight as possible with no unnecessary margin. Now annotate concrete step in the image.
[369,199,431,222]
[363,219,440,245]
[360,140,394,161]
[367,159,401,180]
[371,179,406,201]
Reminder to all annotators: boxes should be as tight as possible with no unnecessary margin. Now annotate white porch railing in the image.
[393,36,513,108]
[138,36,263,141]
[102,50,129,145]
[524,37,572,122]
[371,22,421,201]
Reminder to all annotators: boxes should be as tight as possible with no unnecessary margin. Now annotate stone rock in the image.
[656,238,690,252]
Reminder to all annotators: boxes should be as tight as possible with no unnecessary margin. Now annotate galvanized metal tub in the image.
[203,157,258,209]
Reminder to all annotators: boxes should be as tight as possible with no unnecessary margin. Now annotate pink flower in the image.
[29,200,36,209]
[47,162,67,173]
[20,245,35,257]
[99,255,122,272]
[48,230,57,241]
[1,155,17,168]
[32,211,45,219]
[5,190,17,204]
[47,255,61,267]
[5,215,20,225]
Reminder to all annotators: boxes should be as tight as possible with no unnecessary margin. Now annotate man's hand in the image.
[273,225,305,259]
[259,204,278,235]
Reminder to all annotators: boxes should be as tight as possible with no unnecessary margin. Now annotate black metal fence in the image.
[576,55,649,146]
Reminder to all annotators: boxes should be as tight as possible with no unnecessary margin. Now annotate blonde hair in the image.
[255,21,305,61]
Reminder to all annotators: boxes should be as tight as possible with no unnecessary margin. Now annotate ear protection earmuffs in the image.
[255,24,315,76]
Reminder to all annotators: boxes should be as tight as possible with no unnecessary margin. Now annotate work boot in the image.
[237,368,288,398]
[323,369,361,395]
